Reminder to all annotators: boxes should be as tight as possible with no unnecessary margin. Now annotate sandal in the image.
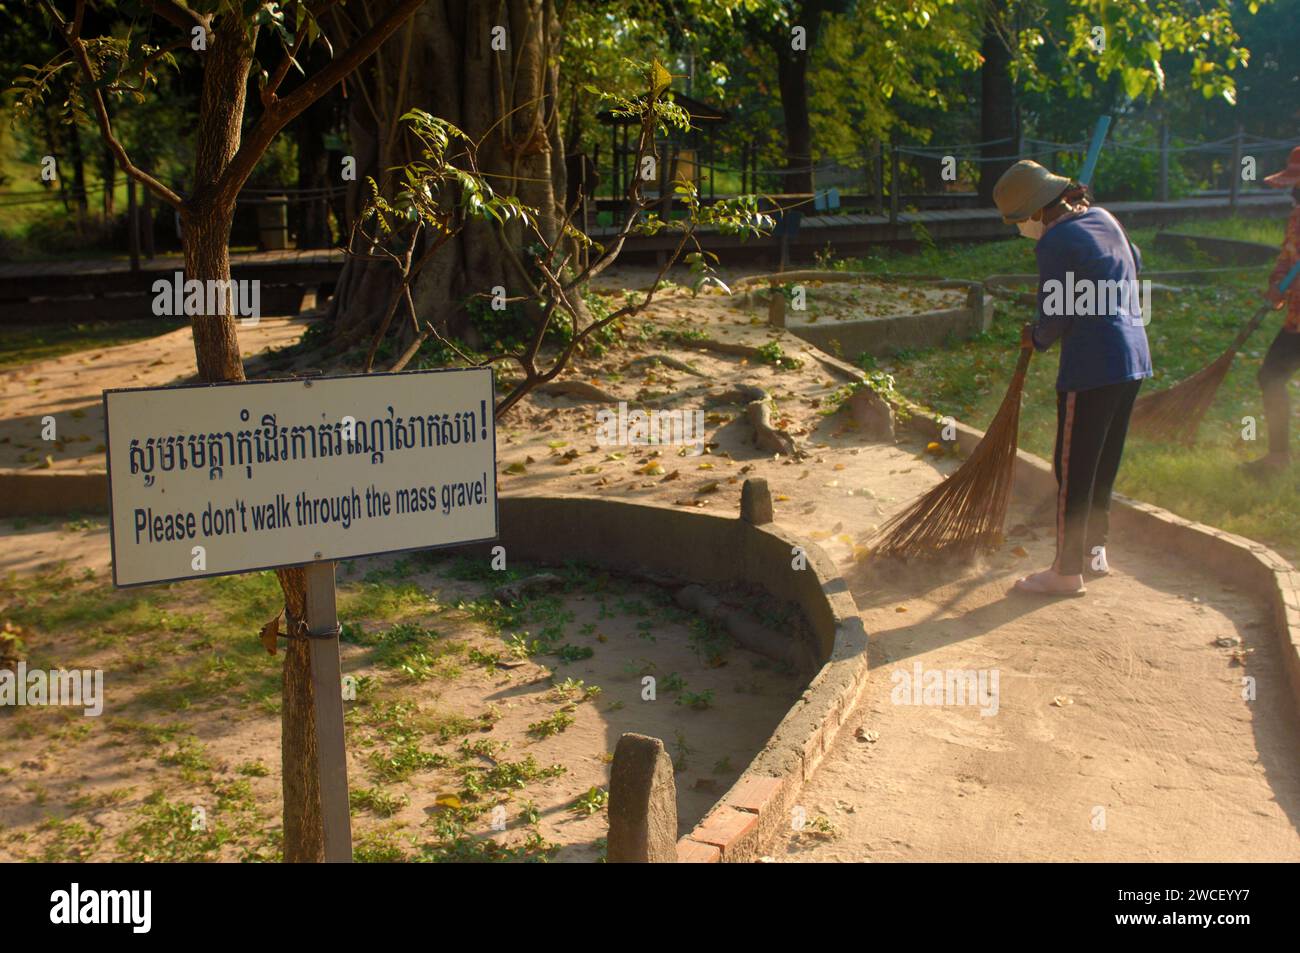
[1013,570,1087,597]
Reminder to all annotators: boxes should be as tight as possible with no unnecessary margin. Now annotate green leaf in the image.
[650,59,672,97]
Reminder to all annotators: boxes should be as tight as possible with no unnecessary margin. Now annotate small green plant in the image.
[548,678,601,703]
[677,689,714,711]
[555,644,594,663]
[521,799,542,826]
[350,787,410,818]
[527,711,575,739]
[571,786,609,816]
[671,729,693,772]
[755,340,802,370]
[800,814,839,840]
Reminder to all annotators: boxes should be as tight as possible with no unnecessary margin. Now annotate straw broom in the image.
[1131,261,1300,444]
[872,344,1034,560]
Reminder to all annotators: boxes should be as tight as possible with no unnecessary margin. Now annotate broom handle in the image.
[1226,305,1273,355]
[1224,262,1300,355]
[1010,343,1033,389]
[1078,116,1111,188]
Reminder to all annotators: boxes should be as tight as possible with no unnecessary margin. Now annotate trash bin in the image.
[256,196,290,250]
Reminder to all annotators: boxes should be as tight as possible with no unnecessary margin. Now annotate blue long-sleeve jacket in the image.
[1032,206,1154,393]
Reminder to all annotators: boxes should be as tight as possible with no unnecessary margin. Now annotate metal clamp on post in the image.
[307,622,342,640]
[294,619,342,641]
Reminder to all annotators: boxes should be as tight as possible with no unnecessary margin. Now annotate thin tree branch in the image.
[215,0,423,206]
[150,0,210,34]
[40,0,183,209]
[262,26,308,107]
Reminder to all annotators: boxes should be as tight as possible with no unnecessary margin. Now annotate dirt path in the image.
[774,499,1300,861]
[2,279,1298,861]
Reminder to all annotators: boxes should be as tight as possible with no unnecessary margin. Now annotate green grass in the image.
[840,215,1298,561]
[1166,216,1286,246]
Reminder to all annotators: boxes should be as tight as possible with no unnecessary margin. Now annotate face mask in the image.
[1017,218,1045,240]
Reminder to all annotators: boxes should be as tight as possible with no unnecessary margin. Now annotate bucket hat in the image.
[993,160,1073,223]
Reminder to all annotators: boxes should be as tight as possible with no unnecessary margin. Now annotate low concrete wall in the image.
[461,495,869,863]
[740,273,994,359]
[789,298,995,358]
[0,470,109,518]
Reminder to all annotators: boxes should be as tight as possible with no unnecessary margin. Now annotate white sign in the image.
[104,368,497,587]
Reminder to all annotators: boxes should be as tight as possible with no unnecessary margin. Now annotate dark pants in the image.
[1052,380,1142,575]
[1258,329,1300,457]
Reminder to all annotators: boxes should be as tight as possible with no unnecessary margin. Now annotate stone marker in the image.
[741,478,774,525]
[767,287,786,327]
[848,386,896,441]
[607,733,678,863]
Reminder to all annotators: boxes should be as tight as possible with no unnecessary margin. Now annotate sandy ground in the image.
[0,553,805,862]
[0,318,309,472]
[2,277,1298,861]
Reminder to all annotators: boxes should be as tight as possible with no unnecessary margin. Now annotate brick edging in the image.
[672,520,869,863]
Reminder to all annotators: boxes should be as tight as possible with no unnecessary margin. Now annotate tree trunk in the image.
[275,567,321,862]
[184,11,256,385]
[68,119,88,225]
[774,48,814,196]
[101,146,115,220]
[184,206,246,382]
[978,2,1019,204]
[182,14,323,861]
[769,2,826,198]
[328,0,569,354]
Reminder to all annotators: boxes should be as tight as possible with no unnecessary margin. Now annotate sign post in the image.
[102,366,498,863]
[304,560,350,862]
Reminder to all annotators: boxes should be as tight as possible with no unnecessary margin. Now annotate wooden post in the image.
[875,141,885,216]
[610,122,619,201]
[1229,125,1243,212]
[768,281,786,327]
[708,130,715,202]
[1158,121,1170,203]
[142,186,155,259]
[304,560,352,863]
[127,178,140,273]
[889,143,900,226]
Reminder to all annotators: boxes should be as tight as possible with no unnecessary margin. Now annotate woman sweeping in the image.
[993,160,1152,596]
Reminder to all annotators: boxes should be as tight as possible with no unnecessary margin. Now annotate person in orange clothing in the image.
[1247,146,1300,476]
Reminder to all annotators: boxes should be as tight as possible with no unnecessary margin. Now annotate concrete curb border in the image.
[459,495,868,864]
[787,298,995,360]
[810,348,1300,725]
[0,469,109,518]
